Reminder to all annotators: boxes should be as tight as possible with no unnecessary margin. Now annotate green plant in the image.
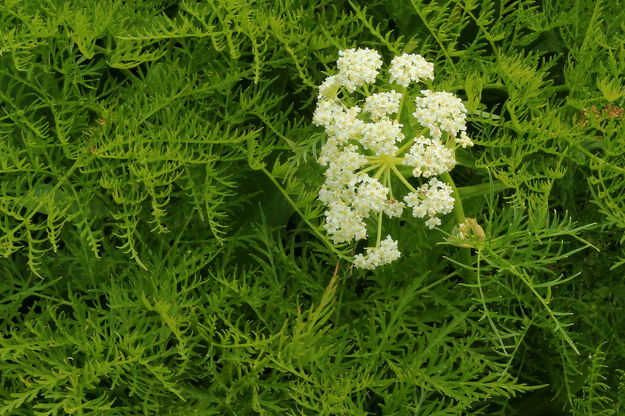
[1,0,624,415]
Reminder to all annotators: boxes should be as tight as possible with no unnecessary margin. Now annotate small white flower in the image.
[413,90,467,139]
[324,201,367,243]
[389,53,434,87]
[353,236,401,269]
[383,200,405,218]
[404,178,454,228]
[317,137,341,167]
[318,145,368,208]
[312,99,343,129]
[351,176,389,215]
[359,119,404,156]
[363,91,403,121]
[324,104,365,144]
[455,131,474,148]
[424,217,442,229]
[325,144,368,174]
[336,48,383,92]
[402,136,456,177]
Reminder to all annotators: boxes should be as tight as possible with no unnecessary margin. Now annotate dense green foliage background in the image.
[1,0,625,414]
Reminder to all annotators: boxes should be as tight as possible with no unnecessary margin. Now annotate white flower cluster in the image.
[364,91,402,121]
[360,119,404,156]
[402,136,456,177]
[404,178,455,229]
[313,101,363,146]
[313,48,473,269]
[336,48,383,92]
[456,131,474,148]
[354,236,401,270]
[383,199,405,218]
[389,54,434,87]
[413,90,470,141]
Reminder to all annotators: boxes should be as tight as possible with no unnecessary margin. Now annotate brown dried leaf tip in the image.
[580,104,624,126]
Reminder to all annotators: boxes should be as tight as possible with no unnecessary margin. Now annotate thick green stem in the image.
[440,171,474,278]
[362,83,370,96]
[440,172,465,225]
[395,87,408,123]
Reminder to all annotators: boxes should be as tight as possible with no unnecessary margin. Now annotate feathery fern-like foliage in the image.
[1,0,625,414]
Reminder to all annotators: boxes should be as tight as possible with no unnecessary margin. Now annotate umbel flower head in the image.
[313,48,474,269]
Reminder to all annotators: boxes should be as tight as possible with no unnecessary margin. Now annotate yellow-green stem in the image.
[376,210,383,246]
[395,87,408,123]
[358,164,380,175]
[440,171,473,277]
[390,165,418,193]
[396,137,415,156]
[373,165,386,180]
[367,155,404,164]
[385,168,393,199]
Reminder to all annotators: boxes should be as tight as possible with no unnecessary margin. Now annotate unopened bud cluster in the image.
[313,48,474,269]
